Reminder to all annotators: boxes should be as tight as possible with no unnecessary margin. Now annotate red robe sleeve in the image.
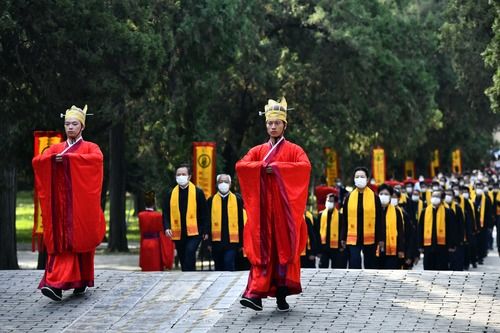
[236,142,311,266]
[269,146,311,264]
[32,141,105,254]
[236,146,265,265]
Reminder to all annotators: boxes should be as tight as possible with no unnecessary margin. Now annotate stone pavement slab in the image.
[2,254,500,332]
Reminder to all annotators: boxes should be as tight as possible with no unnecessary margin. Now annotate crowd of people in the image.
[307,169,500,271]
[34,100,499,311]
[137,166,500,274]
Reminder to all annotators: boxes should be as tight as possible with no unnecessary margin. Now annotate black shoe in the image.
[240,296,263,311]
[41,286,62,301]
[478,260,484,265]
[73,286,87,296]
[276,297,290,312]
[276,286,290,312]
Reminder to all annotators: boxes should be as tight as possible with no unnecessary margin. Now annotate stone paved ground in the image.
[6,235,500,333]
[2,252,500,332]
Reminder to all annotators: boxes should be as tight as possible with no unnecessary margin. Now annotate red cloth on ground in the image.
[33,140,105,290]
[236,139,311,298]
[138,210,175,271]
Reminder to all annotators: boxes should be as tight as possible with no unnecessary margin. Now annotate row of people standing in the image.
[301,167,498,271]
[137,166,247,272]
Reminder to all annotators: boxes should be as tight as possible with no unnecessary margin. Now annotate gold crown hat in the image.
[60,105,88,126]
[260,97,288,123]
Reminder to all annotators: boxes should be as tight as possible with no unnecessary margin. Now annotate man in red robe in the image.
[32,105,105,301]
[237,97,311,312]
[138,191,174,271]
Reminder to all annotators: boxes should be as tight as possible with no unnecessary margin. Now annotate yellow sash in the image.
[423,204,446,246]
[496,191,500,216]
[385,205,398,255]
[320,209,339,248]
[346,188,376,245]
[302,211,314,255]
[399,193,407,205]
[416,199,424,222]
[424,191,432,204]
[478,194,486,228]
[211,192,239,243]
[170,182,198,240]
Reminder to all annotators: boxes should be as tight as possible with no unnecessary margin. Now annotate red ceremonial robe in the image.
[138,210,175,271]
[32,139,105,290]
[236,138,311,298]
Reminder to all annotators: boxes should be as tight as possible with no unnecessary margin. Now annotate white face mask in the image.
[176,175,189,186]
[431,197,441,207]
[444,195,453,204]
[218,182,230,194]
[379,194,390,205]
[325,201,335,210]
[475,189,484,196]
[406,187,413,194]
[463,193,470,199]
[390,198,399,206]
[411,195,420,202]
[453,190,460,197]
[432,186,439,191]
[355,177,367,189]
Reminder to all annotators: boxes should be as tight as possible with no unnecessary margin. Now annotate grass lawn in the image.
[16,191,140,244]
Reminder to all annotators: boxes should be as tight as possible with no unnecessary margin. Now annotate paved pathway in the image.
[2,252,500,332]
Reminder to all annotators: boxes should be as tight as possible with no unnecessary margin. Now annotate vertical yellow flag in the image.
[192,142,216,199]
[430,149,440,178]
[451,149,462,174]
[324,147,340,186]
[404,160,416,179]
[372,147,386,184]
[33,131,63,251]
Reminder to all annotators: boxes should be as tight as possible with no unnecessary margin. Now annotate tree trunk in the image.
[0,165,19,269]
[108,119,128,252]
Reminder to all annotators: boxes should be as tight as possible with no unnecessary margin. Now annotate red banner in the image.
[33,131,63,251]
[372,147,386,184]
[324,147,340,186]
[192,142,216,199]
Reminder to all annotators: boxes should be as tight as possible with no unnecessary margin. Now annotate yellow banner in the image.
[192,142,216,199]
[404,160,415,179]
[324,147,340,186]
[451,149,462,174]
[33,132,63,235]
[430,149,440,178]
[372,147,386,184]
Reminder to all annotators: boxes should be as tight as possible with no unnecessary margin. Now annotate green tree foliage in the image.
[484,0,500,114]
[1,0,499,257]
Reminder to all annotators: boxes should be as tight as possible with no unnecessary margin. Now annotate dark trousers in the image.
[319,248,347,269]
[212,244,237,271]
[488,227,493,250]
[175,236,201,271]
[423,246,449,270]
[463,243,471,269]
[347,244,377,269]
[470,234,478,265]
[478,229,488,260]
[450,245,464,271]
[301,254,316,268]
[496,219,500,252]
[377,254,401,269]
